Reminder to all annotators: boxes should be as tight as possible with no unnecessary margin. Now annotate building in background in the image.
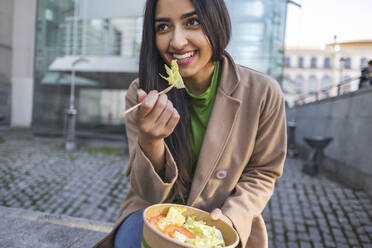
[283,40,372,106]
[4,0,288,136]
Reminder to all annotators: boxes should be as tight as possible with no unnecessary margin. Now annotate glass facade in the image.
[225,0,288,83]
[33,0,143,134]
[33,0,288,134]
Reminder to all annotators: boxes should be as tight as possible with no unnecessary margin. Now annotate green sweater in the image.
[185,61,221,165]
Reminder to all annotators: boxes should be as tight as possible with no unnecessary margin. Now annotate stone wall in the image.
[286,86,372,197]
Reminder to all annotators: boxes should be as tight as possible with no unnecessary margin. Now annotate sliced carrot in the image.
[162,224,177,238]
[173,226,195,239]
[148,215,165,231]
[162,224,195,239]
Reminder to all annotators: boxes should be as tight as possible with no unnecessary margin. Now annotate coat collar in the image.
[187,51,241,206]
[219,51,241,97]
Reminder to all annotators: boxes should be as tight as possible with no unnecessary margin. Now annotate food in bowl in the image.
[147,206,225,247]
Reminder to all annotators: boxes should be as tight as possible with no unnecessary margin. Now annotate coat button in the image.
[216,169,227,179]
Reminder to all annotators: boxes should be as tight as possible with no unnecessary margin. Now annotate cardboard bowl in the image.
[142,204,239,248]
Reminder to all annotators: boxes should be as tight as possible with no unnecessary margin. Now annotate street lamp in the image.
[65,56,89,151]
[338,57,345,95]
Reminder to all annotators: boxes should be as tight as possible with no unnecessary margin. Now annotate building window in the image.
[295,75,304,93]
[344,57,351,69]
[285,57,291,68]
[283,74,292,93]
[298,57,304,68]
[360,57,368,68]
[324,57,331,68]
[310,57,317,68]
[308,75,318,93]
[321,75,331,90]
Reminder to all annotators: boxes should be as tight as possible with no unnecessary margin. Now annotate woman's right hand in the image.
[134,89,180,171]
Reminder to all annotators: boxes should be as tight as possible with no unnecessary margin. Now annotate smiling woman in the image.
[92,0,287,248]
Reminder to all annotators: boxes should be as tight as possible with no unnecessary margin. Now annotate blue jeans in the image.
[114,209,145,248]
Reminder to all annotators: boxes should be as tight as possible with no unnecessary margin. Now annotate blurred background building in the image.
[283,40,372,106]
[0,0,288,137]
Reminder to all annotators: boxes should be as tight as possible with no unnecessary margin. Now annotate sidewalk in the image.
[0,206,112,248]
[0,129,371,247]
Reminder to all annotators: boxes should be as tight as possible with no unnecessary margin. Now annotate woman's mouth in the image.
[172,51,197,65]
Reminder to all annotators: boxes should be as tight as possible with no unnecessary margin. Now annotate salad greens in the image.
[159,60,185,89]
[148,206,226,248]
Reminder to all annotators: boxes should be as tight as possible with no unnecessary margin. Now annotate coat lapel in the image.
[187,52,241,206]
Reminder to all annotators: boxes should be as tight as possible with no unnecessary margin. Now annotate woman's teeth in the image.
[173,52,194,60]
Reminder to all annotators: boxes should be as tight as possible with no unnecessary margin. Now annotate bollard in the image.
[0,115,4,142]
[65,108,77,151]
[302,136,333,176]
[287,121,297,157]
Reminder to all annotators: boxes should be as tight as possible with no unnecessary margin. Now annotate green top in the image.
[159,61,221,205]
[185,61,221,165]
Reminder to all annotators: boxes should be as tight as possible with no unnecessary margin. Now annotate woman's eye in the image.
[186,18,200,27]
[156,24,169,32]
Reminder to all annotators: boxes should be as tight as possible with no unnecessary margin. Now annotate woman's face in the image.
[155,0,214,86]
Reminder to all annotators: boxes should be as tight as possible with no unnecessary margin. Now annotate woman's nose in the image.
[170,27,187,50]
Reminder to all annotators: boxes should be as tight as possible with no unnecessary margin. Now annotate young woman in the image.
[93,0,286,247]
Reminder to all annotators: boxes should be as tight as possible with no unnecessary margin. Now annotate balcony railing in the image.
[293,76,364,106]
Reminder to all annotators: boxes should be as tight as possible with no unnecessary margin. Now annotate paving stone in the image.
[287,241,299,248]
[286,231,297,241]
[299,241,312,248]
[360,234,371,243]
[298,232,311,241]
[2,136,372,247]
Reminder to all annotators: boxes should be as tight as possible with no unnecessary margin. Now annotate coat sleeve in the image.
[221,82,287,248]
[124,80,178,203]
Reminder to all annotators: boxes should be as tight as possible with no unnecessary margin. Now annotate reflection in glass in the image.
[225,0,287,83]
[34,0,140,134]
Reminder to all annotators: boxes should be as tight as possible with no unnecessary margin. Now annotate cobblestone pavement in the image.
[263,158,372,248]
[0,129,372,247]
[0,130,129,223]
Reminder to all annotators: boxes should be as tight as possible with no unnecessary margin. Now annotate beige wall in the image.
[10,0,37,127]
[0,0,13,84]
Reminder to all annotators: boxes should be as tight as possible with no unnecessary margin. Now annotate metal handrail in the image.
[294,76,363,105]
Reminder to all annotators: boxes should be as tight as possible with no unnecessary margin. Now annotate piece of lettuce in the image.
[165,206,186,226]
[183,216,225,247]
[159,60,185,89]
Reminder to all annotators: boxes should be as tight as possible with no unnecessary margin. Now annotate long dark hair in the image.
[139,0,231,202]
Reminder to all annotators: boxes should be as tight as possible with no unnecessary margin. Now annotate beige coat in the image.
[93,52,287,248]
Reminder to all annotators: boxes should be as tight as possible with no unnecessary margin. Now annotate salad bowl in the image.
[142,203,239,248]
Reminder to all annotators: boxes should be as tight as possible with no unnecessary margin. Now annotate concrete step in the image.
[0,206,114,248]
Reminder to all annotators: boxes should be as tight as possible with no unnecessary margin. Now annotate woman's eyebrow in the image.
[155,10,197,23]
[181,10,197,19]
